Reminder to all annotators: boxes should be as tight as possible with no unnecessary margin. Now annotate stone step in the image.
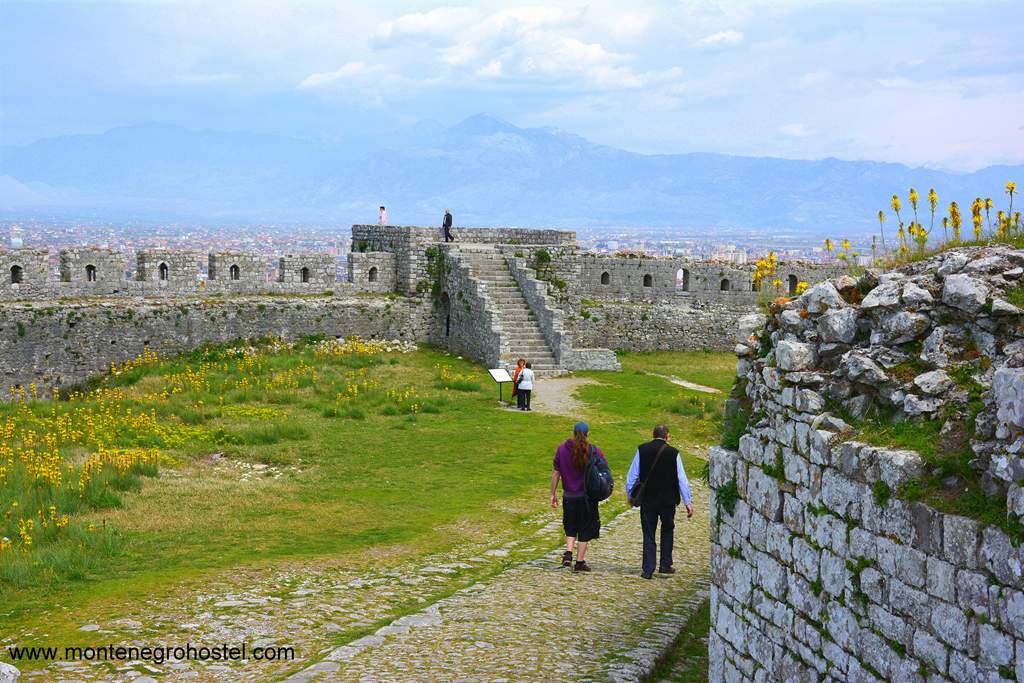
[506,342,550,350]
[503,344,552,356]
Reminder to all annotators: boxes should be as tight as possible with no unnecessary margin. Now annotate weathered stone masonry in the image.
[0,224,839,392]
[709,248,1024,682]
[0,297,428,394]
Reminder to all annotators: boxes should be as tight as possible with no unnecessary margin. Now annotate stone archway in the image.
[439,292,452,338]
[676,268,690,291]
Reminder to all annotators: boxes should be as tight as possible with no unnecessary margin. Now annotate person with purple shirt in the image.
[549,422,608,572]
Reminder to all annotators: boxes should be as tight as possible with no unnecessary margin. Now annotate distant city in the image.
[0,219,874,282]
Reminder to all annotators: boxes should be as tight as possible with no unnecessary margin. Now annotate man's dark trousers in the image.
[640,501,676,575]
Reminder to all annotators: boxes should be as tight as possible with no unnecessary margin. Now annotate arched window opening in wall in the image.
[720,278,730,291]
[300,267,310,283]
[10,265,23,284]
[158,262,169,281]
[230,264,240,281]
[643,274,653,287]
[788,274,798,295]
[85,264,97,282]
[600,271,610,285]
[440,292,451,337]
[676,268,690,291]
[368,266,379,282]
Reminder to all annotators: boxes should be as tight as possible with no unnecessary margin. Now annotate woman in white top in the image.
[517,362,535,411]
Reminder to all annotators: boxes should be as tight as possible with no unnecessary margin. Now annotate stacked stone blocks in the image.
[207,252,265,291]
[59,248,128,295]
[709,246,1024,682]
[278,254,335,288]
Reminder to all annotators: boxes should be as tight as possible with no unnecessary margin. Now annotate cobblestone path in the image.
[286,485,712,683]
[19,487,710,683]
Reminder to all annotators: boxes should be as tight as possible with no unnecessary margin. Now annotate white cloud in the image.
[374,7,480,45]
[403,6,678,91]
[797,69,831,88]
[696,29,744,48]
[299,61,375,89]
[876,76,914,88]
[476,60,503,78]
[779,123,814,138]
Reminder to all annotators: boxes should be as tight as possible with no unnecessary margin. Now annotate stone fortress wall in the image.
[0,224,839,392]
[709,247,1024,682]
[0,247,340,300]
[0,297,428,397]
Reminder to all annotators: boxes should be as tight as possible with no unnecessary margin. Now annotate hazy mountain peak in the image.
[447,114,520,137]
[0,117,1020,231]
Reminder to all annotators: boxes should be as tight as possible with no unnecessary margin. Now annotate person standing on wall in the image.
[625,424,693,579]
[512,357,526,410]
[443,208,454,242]
[379,206,388,225]
[517,362,534,411]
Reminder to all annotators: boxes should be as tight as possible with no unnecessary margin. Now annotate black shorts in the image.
[562,497,601,542]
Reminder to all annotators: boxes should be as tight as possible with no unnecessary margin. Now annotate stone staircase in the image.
[454,248,561,375]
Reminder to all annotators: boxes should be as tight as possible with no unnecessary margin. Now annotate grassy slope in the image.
[0,346,731,663]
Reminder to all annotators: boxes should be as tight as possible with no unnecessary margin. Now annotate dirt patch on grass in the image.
[650,373,722,394]
[504,376,597,416]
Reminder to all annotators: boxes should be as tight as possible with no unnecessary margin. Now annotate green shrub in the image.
[715,479,739,516]
[871,481,891,507]
[720,406,750,450]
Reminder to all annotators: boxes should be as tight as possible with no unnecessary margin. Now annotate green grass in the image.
[846,366,1024,541]
[1004,283,1024,310]
[0,343,732,666]
[614,350,737,393]
[650,598,711,681]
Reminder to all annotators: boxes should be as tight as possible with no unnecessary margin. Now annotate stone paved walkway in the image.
[285,486,711,683]
[17,487,710,683]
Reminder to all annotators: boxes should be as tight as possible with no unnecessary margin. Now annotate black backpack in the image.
[584,446,614,502]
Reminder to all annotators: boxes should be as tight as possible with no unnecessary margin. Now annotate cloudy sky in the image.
[2,0,1022,170]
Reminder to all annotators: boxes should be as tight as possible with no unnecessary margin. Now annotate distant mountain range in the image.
[1,114,1020,236]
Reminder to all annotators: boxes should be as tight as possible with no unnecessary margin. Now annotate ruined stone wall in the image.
[432,253,504,367]
[207,252,265,292]
[0,249,51,299]
[136,249,200,294]
[569,301,754,352]
[277,253,335,288]
[709,247,1024,682]
[506,256,620,371]
[348,252,397,293]
[60,248,129,295]
[0,248,344,300]
[0,296,428,395]
[350,225,577,296]
[577,255,837,303]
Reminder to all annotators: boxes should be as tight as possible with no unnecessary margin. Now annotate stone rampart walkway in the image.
[16,487,709,683]
[285,486,711,683]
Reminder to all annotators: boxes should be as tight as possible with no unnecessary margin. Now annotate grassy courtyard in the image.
[0,340,732,670]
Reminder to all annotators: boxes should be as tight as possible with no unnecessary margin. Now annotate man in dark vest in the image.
[625,424,693,579]
[443,209,454,242]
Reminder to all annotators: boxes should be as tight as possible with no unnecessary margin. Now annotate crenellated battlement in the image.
[0,247,341,300]
[0,225,844,393]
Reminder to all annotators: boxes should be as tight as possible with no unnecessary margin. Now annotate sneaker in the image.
[659,566,676,574]
[573,560,591,572]
[641,571,653,580]
[561,551,573,568]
